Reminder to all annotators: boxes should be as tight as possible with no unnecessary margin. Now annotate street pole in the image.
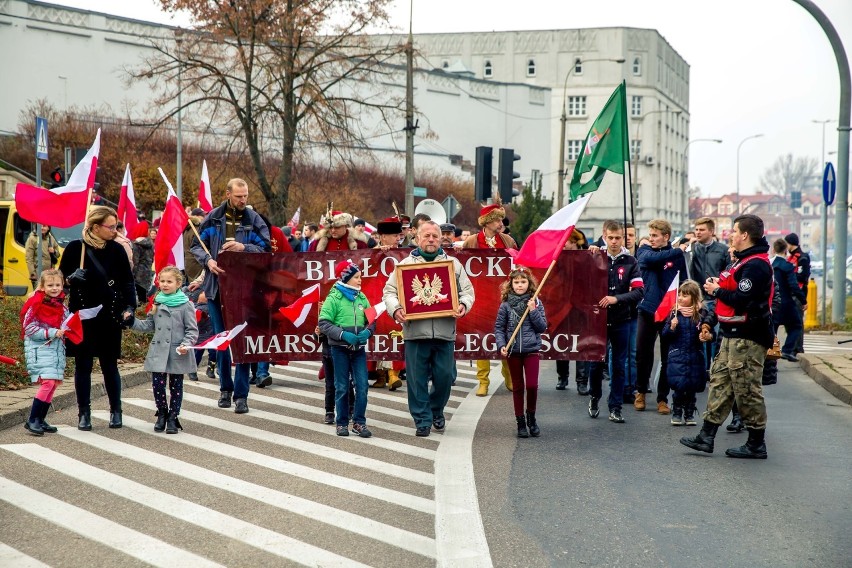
[175,29,184,200]
[403,0,415,215]
[736,133,763,211]
[814,119,832,326]
[683,138,722,232]
[632,108,681,226]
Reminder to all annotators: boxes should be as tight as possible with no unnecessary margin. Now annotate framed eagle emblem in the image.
[395,260,459,320]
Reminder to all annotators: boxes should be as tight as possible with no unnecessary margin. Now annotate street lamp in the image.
[175,28,184,200]
[631,108,682,224]
[735,133,764,208]
[682,138,722,230]
[813,119,835,326]
[556,57,624,209]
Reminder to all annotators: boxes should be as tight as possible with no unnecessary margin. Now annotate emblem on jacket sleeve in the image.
[738,278,752,292]
[411,273,449,306]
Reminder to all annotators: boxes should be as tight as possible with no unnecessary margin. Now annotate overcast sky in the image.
[48,0,852,199]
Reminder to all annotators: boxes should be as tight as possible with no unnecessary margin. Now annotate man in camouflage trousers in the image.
[680,214,774,459]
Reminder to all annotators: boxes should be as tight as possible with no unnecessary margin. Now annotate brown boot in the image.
[657,400,671,415]
[371,370,387,389]
[634,392,646,411]
[387,370,402,391]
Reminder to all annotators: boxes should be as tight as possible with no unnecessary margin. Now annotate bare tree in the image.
[758,154,819,198]
[129,0,406,224]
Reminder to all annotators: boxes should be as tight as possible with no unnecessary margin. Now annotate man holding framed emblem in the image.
[383,221,475,437]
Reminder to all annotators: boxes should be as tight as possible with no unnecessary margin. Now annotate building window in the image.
[630,139,641,161]
[574,58,583,75]
[632,57,642,76]
[803,205,811,215]
[631,96,642,117]
[633,185,641,209]
[567,140,583,161]
[483,59,493,78]
[527,58,536,77]
[567,96,586,116]
[441,60,449,69]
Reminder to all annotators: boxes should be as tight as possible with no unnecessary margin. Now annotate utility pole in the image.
[404,1,416,215]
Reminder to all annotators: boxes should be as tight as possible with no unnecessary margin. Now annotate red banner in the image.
[218,249,607,362]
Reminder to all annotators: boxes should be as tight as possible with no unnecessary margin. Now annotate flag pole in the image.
[187,218,211,256]
[79,187,93,269]
[504,258,559,352]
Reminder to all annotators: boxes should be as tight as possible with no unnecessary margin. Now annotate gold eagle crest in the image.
[410,273,449,306]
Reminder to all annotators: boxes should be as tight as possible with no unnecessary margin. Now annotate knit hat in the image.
[784,233,799,247]
[334,259,360,283]
[331,212,354,228]
[353,218,366,227]
[377,217,403,235]
[478,204,505,227]
[190,208,205,216]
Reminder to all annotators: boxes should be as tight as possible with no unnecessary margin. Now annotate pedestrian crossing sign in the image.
[35,116,48,160]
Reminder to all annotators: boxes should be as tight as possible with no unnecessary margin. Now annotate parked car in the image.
[826,255,852,296]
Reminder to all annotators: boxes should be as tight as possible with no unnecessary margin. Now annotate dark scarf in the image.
[20,290,66,338]
[416,247,444,262]
[507,291,531,318]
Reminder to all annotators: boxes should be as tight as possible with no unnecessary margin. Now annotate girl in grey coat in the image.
[126,266,198,434]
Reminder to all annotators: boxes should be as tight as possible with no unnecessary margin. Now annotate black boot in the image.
[218,390,232,408]
[726,410,745,433]
[166,412,182,434]
[24,399,45,436]
[680,420,719,453]
[556,376,568,390]
[78,405,92,431]
[39,400,58,433]
[516,415,529,438]
[154,407,168,432]
[725,428,768,459]
[109,407,123,429]
[526,411,540,437]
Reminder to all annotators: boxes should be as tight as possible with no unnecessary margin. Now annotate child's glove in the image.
[341,331,359,346]
[356,329,372,343]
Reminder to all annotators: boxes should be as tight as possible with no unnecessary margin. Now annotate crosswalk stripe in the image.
[80,413,435,511]
[115,405,435,484]
[276,363,477,393]
[186,382,417,436]
[0,543,50,567]
[0,473,225,568]
[2,445,372,567]
[176,392,438,459]
[53,431,437,558]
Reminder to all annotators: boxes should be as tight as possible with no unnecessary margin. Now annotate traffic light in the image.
[474,146,493,202]
[791,190,801,209]
[498,148,521,203]
[48,167,64,188]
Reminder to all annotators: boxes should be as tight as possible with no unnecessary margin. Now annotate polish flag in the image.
[364,222,376,235]
[287,206,301,229]
[0,355,19,365]
[15,129,100,228]
[508,194,592,268]
[117,163,139,236]
[198,159,213,212]
[364,301,386,326]
[191,322,248,351]
[278,284,321,328]
[154,168,190,272]
[654,271,681,322]
[61,305,103,344]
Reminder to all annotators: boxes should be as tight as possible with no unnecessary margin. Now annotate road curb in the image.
[0,366,148,432]
[799,354,852,406]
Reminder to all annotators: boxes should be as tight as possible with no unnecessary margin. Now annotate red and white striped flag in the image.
[278,283,321,328]
[14,128,100,228]
[654,271,680,323]
[61,305,103,345]
[363,222,376,235]
[287,206,301,229]
[508,194,592,268]
[364,301,386,326]
[154,168,190,272]
[198,159,213,212]
[191,322,248,351]
[117,163,139,236]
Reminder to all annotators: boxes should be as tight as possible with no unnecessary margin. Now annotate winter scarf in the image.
[20,290,66,338]
[416,247,444,262]
[155,289,190,307]
[334,282,360,302]
[507,291,532,317]
[82,228,106,249]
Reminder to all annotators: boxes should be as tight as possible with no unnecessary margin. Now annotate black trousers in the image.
[635,310,670,402]
[75,355,121,411]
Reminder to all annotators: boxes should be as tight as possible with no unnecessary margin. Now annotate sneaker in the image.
[556,377,568,390]
[657,400,671,415]
[324,412,335,424]
[781,353,799,362]
[432,415,446,432]
[234,398,249,414]
[352,423,372,438]
[634,392,646,411]
[257,374,272,388]
[684,408,697,426]
[588,397,600,418]
[217,391,232,408]
[671,407,685,426]
[336,425,349,436]
[608,409,625,423]
[415,426,431,437]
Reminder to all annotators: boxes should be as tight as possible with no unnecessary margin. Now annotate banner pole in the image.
[187,218,211,257]
[79,187,93,269]
[504,258,558,351]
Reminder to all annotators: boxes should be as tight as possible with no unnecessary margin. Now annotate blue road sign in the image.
[823,162,836,206]
[35,116,48,160]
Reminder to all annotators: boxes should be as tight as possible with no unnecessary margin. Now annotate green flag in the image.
[569,82,629,200]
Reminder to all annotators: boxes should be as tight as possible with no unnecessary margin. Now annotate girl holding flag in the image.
[20,269,69,436]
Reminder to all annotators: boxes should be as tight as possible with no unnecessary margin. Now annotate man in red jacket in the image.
[309,212,369,252]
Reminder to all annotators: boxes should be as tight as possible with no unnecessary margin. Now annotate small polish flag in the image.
[364,222,376,235]
[0,355,19,365]
[654,271,680,323]
[278,284,321,328]
[287,206,301,229]
[198,159,213,212]
[61,305,103,344]
[364,301,386,326]
[117,164,139,237]
[191,322,248,351]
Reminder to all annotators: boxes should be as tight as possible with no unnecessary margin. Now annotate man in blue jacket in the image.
[191,178,270,414]
[634,219,688,414]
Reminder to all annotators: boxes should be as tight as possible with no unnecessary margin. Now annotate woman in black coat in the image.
[59,206,137,430]
[771,239,806,361]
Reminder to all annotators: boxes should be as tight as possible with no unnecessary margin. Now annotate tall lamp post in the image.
[556,57,624,209]
[814,119,834,325]
[175,28,184,200]
[735,133,763,210]
[631,108,682,225]
[682,138,722,230]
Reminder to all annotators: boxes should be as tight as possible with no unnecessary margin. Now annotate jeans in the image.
[781,323,804,356]
[590,320,630,411]
[257,362,270,378]
[624,317,638,395]
[208,297,251,399]
[702,299,720,369]
[636,310,670,402]
[405,339,455,429]
[75,355,121,411]
[330,346,368,427]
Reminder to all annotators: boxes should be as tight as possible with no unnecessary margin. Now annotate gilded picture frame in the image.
[395,260,460,320]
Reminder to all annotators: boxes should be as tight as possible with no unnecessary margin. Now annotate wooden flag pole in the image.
[187,218,211,257]
[79,187,94,269]
[504,258,559,352]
